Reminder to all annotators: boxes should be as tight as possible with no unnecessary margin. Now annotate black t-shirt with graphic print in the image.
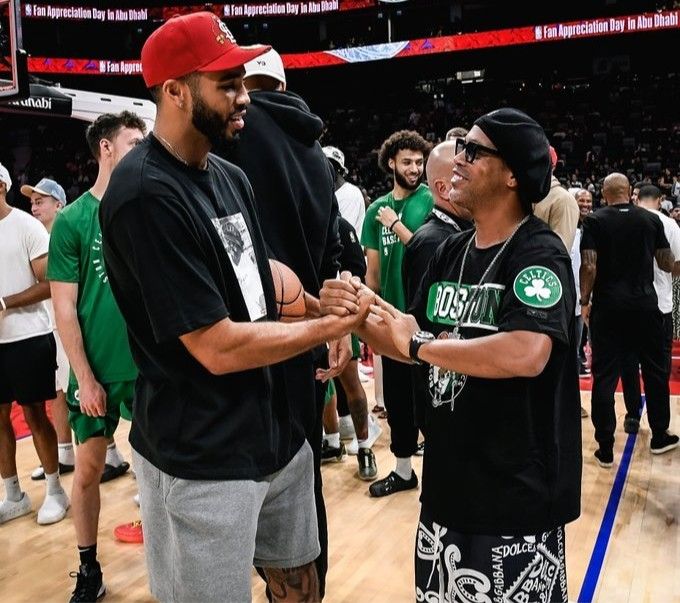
[409,216,581,535]
[100,134,304,480]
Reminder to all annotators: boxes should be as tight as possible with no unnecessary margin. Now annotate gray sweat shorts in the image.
[134,441,319,602]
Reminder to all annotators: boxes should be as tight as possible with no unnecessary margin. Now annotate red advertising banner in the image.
[20,0,375,22]
[5,10,677,75]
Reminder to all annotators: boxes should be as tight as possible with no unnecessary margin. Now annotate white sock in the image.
[3,476,22,503]
[58,443,75,466]
[394,457,412,481]
[358,438,370,449]
[44,471,63,496]
[326,432,340,448]
[106,443,124,467]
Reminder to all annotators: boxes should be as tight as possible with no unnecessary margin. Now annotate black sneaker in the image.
[369,471,418,497]
[31,462,75,480]
[70,563,106,602]
[357,448,377,481]
[623,416,640,434]
[594,448,614,468]
[414,441,425,456]
[100,462,130,483]
[321,440,346,463]
[650,432,679,455]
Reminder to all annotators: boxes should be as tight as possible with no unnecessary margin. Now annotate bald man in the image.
[580,173,678,468]
[402,140,473,427]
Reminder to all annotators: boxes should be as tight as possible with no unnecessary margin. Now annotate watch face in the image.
[416,331,435,341]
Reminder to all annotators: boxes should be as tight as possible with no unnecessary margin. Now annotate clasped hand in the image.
[319,272,420,359]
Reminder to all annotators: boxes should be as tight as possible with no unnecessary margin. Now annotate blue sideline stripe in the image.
[577,397,644,602]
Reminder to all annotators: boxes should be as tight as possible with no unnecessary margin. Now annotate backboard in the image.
[0,0,28,101]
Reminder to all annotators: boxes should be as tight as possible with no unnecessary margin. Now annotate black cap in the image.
[473,108,551,206]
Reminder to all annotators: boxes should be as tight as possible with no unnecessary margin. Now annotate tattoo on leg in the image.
[264,563,320,602]
[348,398,369,441]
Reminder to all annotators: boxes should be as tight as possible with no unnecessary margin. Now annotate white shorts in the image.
[54,330,70,392]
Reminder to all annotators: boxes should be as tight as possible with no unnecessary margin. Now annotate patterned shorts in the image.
[415,508,568,603]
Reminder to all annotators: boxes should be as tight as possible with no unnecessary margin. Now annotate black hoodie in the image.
[223,90,341,296]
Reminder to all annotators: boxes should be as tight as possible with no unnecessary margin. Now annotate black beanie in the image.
[473,108,551,207]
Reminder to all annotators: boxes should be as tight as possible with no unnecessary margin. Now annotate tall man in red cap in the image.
[321,108,581,601]
[100,12,371,603]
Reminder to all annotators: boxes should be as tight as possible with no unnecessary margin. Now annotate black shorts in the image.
[0,333,57,406]
[415,507,568,603]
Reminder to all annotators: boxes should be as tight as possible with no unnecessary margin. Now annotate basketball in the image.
[269,259,306,321]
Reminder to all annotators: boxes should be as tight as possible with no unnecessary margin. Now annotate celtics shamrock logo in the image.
[513,266,562,308]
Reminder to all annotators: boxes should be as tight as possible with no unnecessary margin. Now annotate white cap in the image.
[0,162,12,192]
[244,48,286,87]
[322,146,347,175]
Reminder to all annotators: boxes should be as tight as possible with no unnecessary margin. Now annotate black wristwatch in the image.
[409,331,435,364]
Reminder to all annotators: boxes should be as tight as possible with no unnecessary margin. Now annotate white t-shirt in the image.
[335,182,365,236]
[0,208,52,343]
[643,207,680,314]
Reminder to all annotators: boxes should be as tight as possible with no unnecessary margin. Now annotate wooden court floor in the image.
[1,388,678,602]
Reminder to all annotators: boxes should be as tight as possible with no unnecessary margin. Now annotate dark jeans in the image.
[590,307,671,449]
[382,355,419,458]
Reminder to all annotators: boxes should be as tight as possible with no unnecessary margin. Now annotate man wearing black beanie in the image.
[320,108,582,602]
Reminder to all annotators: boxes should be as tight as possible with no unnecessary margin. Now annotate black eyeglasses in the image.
[454,138,501,164]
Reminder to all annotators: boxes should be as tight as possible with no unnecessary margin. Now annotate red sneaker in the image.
[114,520,143,544]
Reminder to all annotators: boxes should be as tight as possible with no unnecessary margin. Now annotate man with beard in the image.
[221,48,346,596]
[321,108,581,601]
[361,130,433,497]
[99,12,371,602]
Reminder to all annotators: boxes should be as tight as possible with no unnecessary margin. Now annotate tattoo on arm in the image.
[655,248,674,273]
[579,249,597,302]
[264,563,320,602]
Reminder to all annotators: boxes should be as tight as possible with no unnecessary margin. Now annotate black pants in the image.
[621,312,673,421]
[590,307,671,449]
[382,355,419,458]
[310,378,328,597]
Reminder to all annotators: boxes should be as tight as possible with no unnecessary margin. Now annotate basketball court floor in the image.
[1,385,678,602]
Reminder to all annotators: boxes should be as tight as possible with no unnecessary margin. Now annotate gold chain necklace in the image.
[155,132,207,170]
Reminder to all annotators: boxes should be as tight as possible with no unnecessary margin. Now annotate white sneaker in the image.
[37,491,70,525]
[358,363,373,376]
[352,415,383,455]
[363,414,383,449]
[133,493,140,507]
[339,415,356,440]
[346,437,359,456]
[0,493,32,524]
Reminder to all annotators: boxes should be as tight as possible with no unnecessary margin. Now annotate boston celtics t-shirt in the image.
[99,135,303,480]
[47,191,137,385]
[409,216,581,535]
[361,183,433,310]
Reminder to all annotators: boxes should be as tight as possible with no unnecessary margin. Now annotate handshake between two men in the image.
[319,272,421,365]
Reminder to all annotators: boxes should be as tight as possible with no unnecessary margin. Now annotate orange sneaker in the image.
[114,520,143,544]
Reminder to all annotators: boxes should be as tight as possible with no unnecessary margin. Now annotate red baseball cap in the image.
[549,145,558,169]
[141,12,270,88]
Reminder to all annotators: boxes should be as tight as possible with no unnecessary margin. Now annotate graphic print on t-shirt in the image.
[212,213,266,322]
[425,280,504,409]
